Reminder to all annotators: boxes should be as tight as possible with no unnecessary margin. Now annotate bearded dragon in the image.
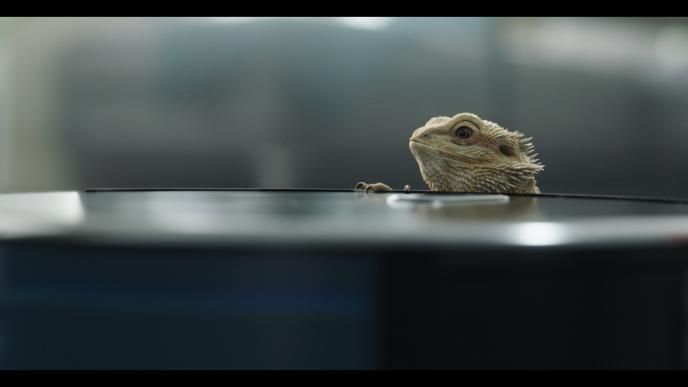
[356,112,544,194]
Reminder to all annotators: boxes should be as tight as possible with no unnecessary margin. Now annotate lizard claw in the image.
[355,182,393,193]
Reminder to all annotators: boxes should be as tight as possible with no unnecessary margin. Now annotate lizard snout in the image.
[410,128,430,141]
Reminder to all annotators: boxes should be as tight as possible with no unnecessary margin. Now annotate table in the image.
[0,189,687,369]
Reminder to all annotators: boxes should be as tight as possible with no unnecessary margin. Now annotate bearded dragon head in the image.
[409,112,544,194]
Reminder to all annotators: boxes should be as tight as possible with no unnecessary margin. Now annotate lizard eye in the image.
[455,126,473,140]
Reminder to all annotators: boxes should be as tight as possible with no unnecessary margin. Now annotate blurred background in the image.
[0,17,687,197]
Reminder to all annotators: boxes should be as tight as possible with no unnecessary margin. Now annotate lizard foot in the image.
[355,182,393,193]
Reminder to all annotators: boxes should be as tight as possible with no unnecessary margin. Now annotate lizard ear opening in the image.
[499,144,516,157]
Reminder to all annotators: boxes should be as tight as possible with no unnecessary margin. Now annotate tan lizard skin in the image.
[356,112,544,194]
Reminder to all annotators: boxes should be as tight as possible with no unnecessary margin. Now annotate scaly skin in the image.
[356,112,544,194]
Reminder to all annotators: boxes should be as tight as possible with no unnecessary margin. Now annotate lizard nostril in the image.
[411,128,429,140]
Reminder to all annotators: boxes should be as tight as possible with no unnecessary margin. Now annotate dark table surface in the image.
[1,189,688,248]
[1,190,688,369]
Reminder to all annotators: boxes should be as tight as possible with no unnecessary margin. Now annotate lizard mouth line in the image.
[410,138,482,165]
